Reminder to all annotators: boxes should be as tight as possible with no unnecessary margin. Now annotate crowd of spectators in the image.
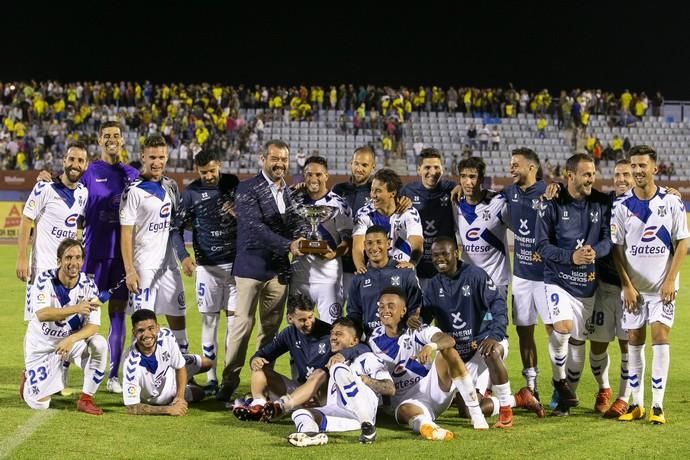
[0,81,666,172]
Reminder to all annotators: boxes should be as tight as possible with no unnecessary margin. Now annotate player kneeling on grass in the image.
[369,286,489,441]
[20,238,107,415]
[288,317,395,447]
[123,309,213,415]
[415,237,545,427]
[233,293,368,422]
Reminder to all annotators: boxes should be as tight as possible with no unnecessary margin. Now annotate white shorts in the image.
[196,263,236,314]
[314,369,379,432]
[622,292,676,329]
[511,276,551,326]
[127,268,186,316]
[589,282,627,342]
[545,284,595,341]
[394,358,455,423]
[290,281,343,324]
[465,338,509,394]
[23,335,104,405]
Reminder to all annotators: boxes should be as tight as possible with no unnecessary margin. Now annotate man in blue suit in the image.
[217,139,306,401]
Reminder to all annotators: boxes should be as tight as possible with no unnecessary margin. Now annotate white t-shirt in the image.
[611,187,690,293]
[119,179,176,270]
[353,205,423,263]
[23,181,88,270]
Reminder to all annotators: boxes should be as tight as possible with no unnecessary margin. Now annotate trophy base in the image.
[299,240,330,254]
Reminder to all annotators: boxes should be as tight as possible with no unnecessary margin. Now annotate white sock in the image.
[628,344,645,407]
[651,344,670,409]
[590,351,611,389]
[201,313,219,381]
[82,335,107,395]
[409,414,434,434]
[452,375,479,408]
[293,409,319,433]
[250,397,267,407]
[549,331,570,380]
[492,382,515,408]
[332,363,372,424]
[172,328,189,354]
[618,352,630,402]
[566,341,585,393]
[522,367,538,393]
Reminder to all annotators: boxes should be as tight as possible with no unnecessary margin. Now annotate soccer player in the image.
[20,238,106,415]
[352,168,424,273]
[76,121,140,393]
[454,157,511,295]
[347,225,422,337]
[233,293,367,422]
[611,145,689,424]
[290,156,353,323]
[120,134,188,352]
[332,146,377,294]
[288,317,394,447]
[369,286,489,441]
[535,153,611,416]
[400,148,457,290]
[122,309,213,416]
[172,149,239,394]
[419,237,545,427]
[17,141,89,320]
[501,148,550,398]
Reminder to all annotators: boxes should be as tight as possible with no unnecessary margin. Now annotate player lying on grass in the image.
[122,309,213,416]
[287,317,395,447]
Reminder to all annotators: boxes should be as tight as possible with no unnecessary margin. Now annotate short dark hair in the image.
[565,153,594,173]
[432,236,457,248]
[373,168,402,194]
[615,158,631,167]
[286,292,315,315]
[353,145,375,160]
[457,156,486,181]
[365,225,389,238]
[417,148,443,166]
[264,139,290,154]
[131,309,158,327]
[332,317,362,341]
[66,140,88,153]
[628,145,657,163]
[143,133,167,150]
[304,155,328,170]
[57,238,84,260]
[194,149,221,167]
[99,120,122,136]
[378,286,406,305]
[512,147,541,167]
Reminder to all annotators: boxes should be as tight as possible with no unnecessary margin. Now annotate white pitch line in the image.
[0,410,55,459]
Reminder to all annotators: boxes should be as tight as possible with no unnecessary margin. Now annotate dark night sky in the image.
[6,1,690,98]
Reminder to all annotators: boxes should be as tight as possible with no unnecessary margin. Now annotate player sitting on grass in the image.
[122,309,213,416]
[287,317,395,447]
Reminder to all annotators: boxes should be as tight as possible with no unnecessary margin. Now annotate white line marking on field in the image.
[0,410,55,459]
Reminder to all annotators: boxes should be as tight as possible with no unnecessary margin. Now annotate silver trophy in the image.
[297,204,337,254]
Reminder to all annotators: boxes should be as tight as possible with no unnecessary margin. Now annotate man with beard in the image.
[535,153,612,416]
[400,148,457,290]
[290,156,352,324]
[17,141,89,321]
[219,139,305,401]
[172,149,239,395]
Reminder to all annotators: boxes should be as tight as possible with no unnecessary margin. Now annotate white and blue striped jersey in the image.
[326,352,392,407]
[23,181,88,271]
[611,187,689,294]
[353,205,423,262]
[26,271,100,355]
[120,179,176,270]
[454,191,511,286]
[291,191,353,283]
[368,324,441,404]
